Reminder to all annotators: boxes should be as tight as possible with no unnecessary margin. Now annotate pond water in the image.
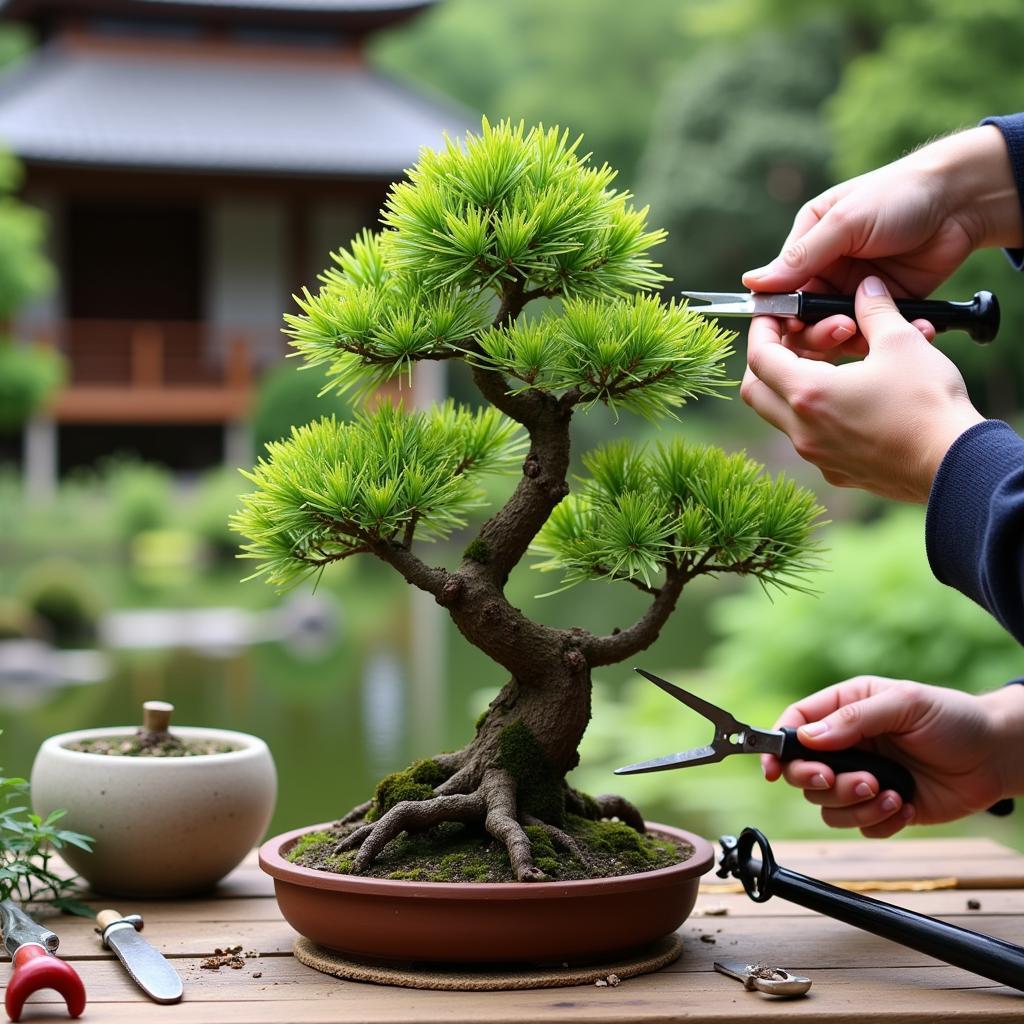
[0,557,720,840]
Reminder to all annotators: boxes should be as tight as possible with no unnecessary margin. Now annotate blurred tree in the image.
[827,0,1024,415]
[637,20,841,292]
[371,0,692,181]
[0,24,59,432]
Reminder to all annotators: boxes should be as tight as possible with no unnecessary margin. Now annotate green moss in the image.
[368,758,447,821]
[463,538,490,563]
[285,830,334,863]
[288,816,689,882]
[474,708,489,732]
[566,814,679,870]
[497,721,565,826]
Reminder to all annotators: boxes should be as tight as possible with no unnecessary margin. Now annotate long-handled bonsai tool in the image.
[717,828,1024,991]
[0,899,86,1021]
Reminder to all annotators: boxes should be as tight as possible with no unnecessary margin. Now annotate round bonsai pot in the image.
[31,724,277,898]
[260,820,714,964]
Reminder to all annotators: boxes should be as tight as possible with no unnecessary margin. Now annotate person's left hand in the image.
[741,276,985,502]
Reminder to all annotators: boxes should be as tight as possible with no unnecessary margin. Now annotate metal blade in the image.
[681,291,801,318]
[615,743,726,775]
[106,928,183,1004]
[634,668,744,733]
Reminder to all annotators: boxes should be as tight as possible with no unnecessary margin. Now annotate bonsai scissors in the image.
[680,289,999,343]
[614,669,915,801]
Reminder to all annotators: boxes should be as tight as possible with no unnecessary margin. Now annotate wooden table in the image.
[3,838,1024,1023]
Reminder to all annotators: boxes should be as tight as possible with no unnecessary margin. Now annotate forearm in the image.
[911,124,1023,250]
[979,685,1024,799]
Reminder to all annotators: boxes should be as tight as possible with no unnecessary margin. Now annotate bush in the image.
[0,340,64,432]
[250,361,352,453]
[709,505,1024,699]
[102,459,173,539]
[187,467,249,562]
[17,560,103,648]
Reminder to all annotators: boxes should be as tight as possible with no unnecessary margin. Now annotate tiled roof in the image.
[0,1,433,15]
[0,45,471,176]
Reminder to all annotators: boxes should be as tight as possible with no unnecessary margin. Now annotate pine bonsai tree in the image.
[233,119,823,881]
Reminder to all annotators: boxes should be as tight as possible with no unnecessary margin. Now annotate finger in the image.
[796,685,919,752]
[860,804,915,839]
[746,316,826,398]
[801,772,879,808]
[781,760,835,791]
[820,790,904,830]
[761,753,783,781]
[855,277,928,352]
[911,318,936,342]
[741,211,856,292]
[740,369,798,434]
[788,314,859,352]
[773,678,882,733]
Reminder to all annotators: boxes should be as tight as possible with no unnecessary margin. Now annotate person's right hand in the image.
[762,676,1024,838]
[742,125,1022,359]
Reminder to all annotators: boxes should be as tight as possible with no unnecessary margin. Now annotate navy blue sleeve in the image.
[981,113,1024,270]
[926,420,1024,644]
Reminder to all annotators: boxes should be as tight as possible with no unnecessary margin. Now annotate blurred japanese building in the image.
[0,0,464,487]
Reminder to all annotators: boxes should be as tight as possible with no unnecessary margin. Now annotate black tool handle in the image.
[726,828,1024,992]
[779,727,915,803]
[797,290,999,344]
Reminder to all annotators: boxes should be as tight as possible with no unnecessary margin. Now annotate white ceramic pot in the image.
[31,725,277,897]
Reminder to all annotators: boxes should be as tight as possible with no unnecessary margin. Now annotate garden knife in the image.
[96,909,183,1004]
[681,289,1000,343]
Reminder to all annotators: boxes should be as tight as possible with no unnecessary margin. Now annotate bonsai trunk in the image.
[335,662,645,881]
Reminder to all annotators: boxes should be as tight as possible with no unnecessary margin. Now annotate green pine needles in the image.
[234,117,823,602]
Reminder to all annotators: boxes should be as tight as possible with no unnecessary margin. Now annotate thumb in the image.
[797,688,916,750]
[854,276,924,351]
[743,214,852,291]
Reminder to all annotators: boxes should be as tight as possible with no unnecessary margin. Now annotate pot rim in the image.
[38,726,269,765]
[259,820,714,900]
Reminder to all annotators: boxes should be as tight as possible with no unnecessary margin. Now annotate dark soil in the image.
[64,734,238,757]
[286,815,693,883]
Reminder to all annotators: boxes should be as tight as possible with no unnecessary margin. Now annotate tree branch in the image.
[582,572,687,667]
[371,539,449,598]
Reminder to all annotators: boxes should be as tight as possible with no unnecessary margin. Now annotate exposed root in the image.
[593,794,646,833]
[335,792,485,871]
[481,768,546,882]
[522,814,595,870]
[434,762,478,796]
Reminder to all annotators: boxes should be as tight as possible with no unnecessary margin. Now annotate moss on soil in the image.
[285,815,691,883]
[65,735,238,757]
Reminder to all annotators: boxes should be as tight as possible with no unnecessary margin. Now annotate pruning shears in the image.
[681,289,1000,344]
[614,669,916,802]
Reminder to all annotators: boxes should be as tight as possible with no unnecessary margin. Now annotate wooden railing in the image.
[33,319,279,424]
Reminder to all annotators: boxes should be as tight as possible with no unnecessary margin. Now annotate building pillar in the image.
[223,419,252,470]
[23,415,58,499]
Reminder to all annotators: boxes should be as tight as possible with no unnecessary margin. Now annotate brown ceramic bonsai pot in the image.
[260,820,714,965]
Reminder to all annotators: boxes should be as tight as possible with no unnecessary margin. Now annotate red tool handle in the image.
[5,943,86,1021]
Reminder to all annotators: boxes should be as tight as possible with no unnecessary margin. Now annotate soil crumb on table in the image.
[286,815,694,883]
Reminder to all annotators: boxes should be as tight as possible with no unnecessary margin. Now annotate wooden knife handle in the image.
[96,909,124,931]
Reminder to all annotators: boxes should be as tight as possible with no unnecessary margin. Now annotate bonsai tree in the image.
[233,119,823,882]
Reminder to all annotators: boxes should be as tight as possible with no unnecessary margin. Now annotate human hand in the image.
[741,125,1021,357]
[741,276,984,502]
[762,676,1023,838]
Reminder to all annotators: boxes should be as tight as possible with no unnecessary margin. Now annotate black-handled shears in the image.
[614,668,916,803]
[681,289,1000,344]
